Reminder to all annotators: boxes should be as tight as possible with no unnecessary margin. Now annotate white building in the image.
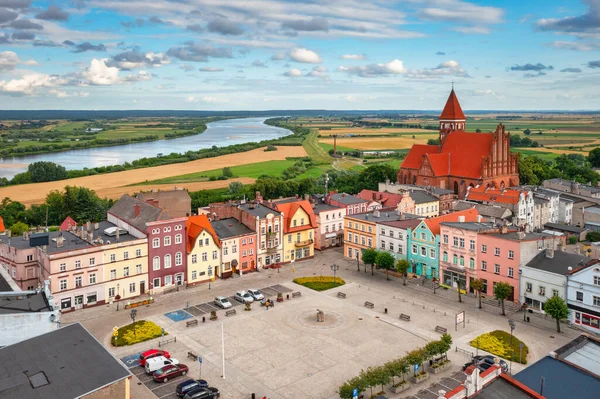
[520,248,593,313]
[567,262,600,333]
[559,197,574,224]
[377,219,421,261]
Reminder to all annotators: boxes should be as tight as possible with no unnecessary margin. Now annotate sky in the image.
[0,0,599,111]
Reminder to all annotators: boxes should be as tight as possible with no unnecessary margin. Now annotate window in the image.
[60,279,67,290]
[26,254,34,262]
[301,218,305,225]
[539,286,546,296]
[508,267,514,277]
[202,252,208,262]
[152,228,159,234]
[469,240,475,251]
[75,276,82,288]
[348,232,352,242]
[421,246,426,256]
[453,237,459,247]
[129,282,136,293]
[108,287,115,297]
[249,237,254,244]
[153,257,160,270]
[526,282,532,293]
[368,238,372,247]
[494,264,500,274]
[481,244,487,253]
[389,231,394,238]
[361,236,366,246]
[412,245,417,254]
[389,243,395,252]
[175,252,182,266]
[552,289,559,297]
[123,251,129,260]
[470,258,475,269]
[443,252,448,262]
[443,234,448,244]
[261,227,266,235]
[368,225,372,233]
[594,276,600,286]
[153,278,160,288]
[288,235,292,243]
[136,249,142,257]
[175,224,182,231]
[89,258,95,266]
[430,249,435,259]
[453,254,458,264]
[576,291,584,301]
[174,234,182,244]
[481,261,487,271]
[75,260,81,269]
[204,238,209,246]
[110,254,116,262]
[191,254,197,264]
[232,245,237,254]
[110,269,116,279]
[164,236,171,246]
[381,228,386,236]
[165,275,172,286]
[494,247,500,256]
[89,273,96,284]
[124,267,130,277]
[594,296,600,307]
[192,270,197,280]
[459,238,465,248]
[381,240,386,250]
[508,250,514,260]
[152,238,160,248]
[164,254,172,268]
[60,263,66,272]
[460,256,465,266]
[242,249,247,257]
[421,232,426,240]
[213,250,218,259]
[136,264,142,274]
[163,226,171,233]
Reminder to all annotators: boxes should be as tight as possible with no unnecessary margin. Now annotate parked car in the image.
[247,289,264,301]
[145,356,180,374]
[176,379,208,397]
[139,349,170,367]
[153,364,189,383]
[183,387,220,399]
[214,296,232,309]
[234,290,254,304]
[462,355,508,373]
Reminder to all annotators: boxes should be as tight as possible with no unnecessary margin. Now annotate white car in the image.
[247,289,264,301]
[145,356,179,374]
[214,296,232,309]
[234,290,254,304]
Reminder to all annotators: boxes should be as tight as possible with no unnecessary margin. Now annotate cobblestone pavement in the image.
[63,248,585,399]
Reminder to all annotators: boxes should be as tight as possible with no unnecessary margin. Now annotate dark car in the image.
[153,364,189,383]
[462,355,508,373]
[176,379,208,397]
[183,387,220,399]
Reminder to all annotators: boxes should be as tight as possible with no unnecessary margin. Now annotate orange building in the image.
[397,89,519,199]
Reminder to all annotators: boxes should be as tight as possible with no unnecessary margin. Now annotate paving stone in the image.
[186,306,206,316]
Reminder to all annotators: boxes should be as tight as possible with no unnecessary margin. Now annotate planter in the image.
[392,381,411,394]
[411,372,429,384]
[430,361,451,374]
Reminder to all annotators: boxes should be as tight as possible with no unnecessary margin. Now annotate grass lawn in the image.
[303,130,332,164]
[470,330,529,364]
[293,276,346,291]
[300,281,345,291]
[317,142,357,153]
[512,149,561,161]
[113,320,166,347]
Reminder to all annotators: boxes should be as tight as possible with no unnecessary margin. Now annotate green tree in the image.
[222,166,233,178]
[519,155,556,185]
[357,164,397,191]
[0,198,26,227]
[440,333,453,360]
[544,295,569,333]
[427,138,440,145]
[361,248,377,274]
[475,128,481,133]
[588,148,600,168]
[28,161,68,182]
[376,251,395,280]
[227,181,244,196]
[524,128,531,135]
[385,358,408,386]
[405,348,425,377]
[395,259,410,285]
[494,282,513,316]
[371,365,391,395]
[9,221,29,236]
[471,278,485,309]
[338,376,364,399]
[359,367,378,398]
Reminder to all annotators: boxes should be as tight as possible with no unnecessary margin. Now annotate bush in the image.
[568,236,577,244]
[470,330,529,364]
[113,320,165,347]
[293,276,345,291]
[264,144,278,152]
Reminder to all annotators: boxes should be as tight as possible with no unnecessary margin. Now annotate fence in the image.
[455,346,474,358]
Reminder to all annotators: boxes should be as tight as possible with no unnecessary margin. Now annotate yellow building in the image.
[186,215,220,285]
[270,200,316,263]
[410,191,440,217]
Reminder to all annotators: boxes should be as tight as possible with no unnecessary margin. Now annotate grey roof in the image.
[514,356,600,399]
[377,219,421,230]
[488,231,554,242]
[525,249,594,275]
[440,222,496,231]
[347,209,419,223]
[330,193,367,205]
[559,336,600,377]
[45,221,141,255]
[313,203,343,214]
[544,223,587,234]
[584,206,600,215]
[409,190,438,204]
[211,218,254,239]
[534,197,548,204]
[559,193,588,204]
[0,272,12,292]
[559,197,574,203]
[0,323,131,399]
[0,234,43,250]
[475,377,541,399]
[238,202,281,218]
[0,290,53,315]
[454,201,512,219]
[547,178,600,194]
[427,187,455,195]
[108,194,172,233]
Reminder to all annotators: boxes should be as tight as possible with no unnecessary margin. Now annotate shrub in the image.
[568,236,577,244]
[113,320,165,347]
[264,144,278,152]
[293,276,345,291]
[470,330,529,364]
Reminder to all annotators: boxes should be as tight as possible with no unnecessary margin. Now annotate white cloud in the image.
[341,54,367,60]
[49,89,90,98]
[122,70,153,82]
[404,60,470,79]
[82,59,120,85]
[338,59,406,77]
[199,67,224,72]
[0,51,37,71]
[452,26,491,34]
[307,65,329,79]
[0,73,58,95]
[186,96,198,103]
[283,68,303,77]
[289,48,322,64]
[548,41,598,51]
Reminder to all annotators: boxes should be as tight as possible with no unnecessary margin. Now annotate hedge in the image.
[293,276,345,291]
[112,320,166,347]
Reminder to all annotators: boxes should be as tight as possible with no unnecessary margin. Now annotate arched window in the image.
[460,256,464,266]
[469,258,475,269]
[453,181,459,194]
[153,256,160,270]
[164,254,172,268]
[175,252,182,266]
[443,251,448,262]
[453,254,458,264]
[413,175,417,185]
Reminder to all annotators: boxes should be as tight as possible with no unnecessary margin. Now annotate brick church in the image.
[397,89,519,199]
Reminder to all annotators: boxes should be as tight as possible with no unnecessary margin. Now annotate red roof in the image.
[440,89,465,120]
[400,144,439,170]
[467,185,524,205]
[186,215,220,253]
[271,200,317,233]
[356,190,404,207]
[60,216,77,231]
[424,209,481,235]
[0,216,4,233]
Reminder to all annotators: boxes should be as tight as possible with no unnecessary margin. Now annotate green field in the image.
[512,149,560,161]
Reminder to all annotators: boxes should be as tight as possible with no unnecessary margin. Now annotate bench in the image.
[399,313,411,322]
[187,351,198,361]
[337,292,346,299]
[225,309,237,317]
[292,291,302,298]
[158,337,177,348]
[364,301,374,309]
[186,319,198,327]
[435,325,448,334]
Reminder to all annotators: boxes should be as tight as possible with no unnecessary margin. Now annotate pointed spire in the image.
[440,88,465,120]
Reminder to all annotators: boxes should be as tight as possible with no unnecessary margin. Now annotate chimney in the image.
[116,228,120,242]
[86,221,91,231]
[546,248,554,259]
[87,230,93,243]
[372,192,377,200]
[476,215,482,223]
[374,210,380,218]
[458,215,465,222]
[501,225,508,234]
[94,223,99,230]
[517,231,526,240]
[134,204,141,217]
[304,194,309,201]
[56,234,64,248]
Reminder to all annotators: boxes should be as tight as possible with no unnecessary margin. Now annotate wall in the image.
[408,222,438,278]
[82,377,130,399]
[315,208,345,250]
[147,218,187,291]
[414,200,440,218]
[0,311,60,347]
[239,233,257,271]
[477,235,521,300]
[282,207,314,262]
[377,224,409,260]
[187,229,219,285]
[440,225,479,292]
[567,266,600,332]
[0,241,40,290]
[102,240,148,303]
[519,265,566,312]
[344,218,375,261]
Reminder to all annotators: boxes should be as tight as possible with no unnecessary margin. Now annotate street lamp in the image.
[331,263,340,284]
[116,283,121,311]
[130,309,138,337]
[508,319,516,374]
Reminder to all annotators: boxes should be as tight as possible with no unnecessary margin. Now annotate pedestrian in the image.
[265,299,270,310]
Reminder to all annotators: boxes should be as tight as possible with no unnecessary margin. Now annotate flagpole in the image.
[221,322,225,379]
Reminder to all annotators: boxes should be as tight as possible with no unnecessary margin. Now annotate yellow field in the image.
[0,146,306,206]
[320,136,432,150]
[318,128,432,135]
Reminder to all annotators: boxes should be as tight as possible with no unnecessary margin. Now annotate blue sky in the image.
[0,0,599,110]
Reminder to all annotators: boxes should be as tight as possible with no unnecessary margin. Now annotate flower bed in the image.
[470,330,529,364]
[124,297,154,309]
[293,276,345,291]
[113,320,165,347]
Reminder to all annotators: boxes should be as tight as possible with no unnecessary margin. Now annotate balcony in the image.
[295,239,314,248]
[266,231,277,237]
[266,246,279,254]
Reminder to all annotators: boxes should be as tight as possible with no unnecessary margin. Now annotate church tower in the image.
[439,88,466,144]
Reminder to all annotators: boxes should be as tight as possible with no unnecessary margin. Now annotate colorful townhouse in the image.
[211,217,257,277]
[378,182,455,213]
[0,232,42,290]
[327,191,368,215]
[410,191,440,217]
[408,209,480,280]
[344,209,401,261]
[377,218,421,261]
[356,190,410,212]
[567,262,600,333]
[186,215,221,285]
[313,202,346,250]
[268,199,317,263]
[466,185,534,228]
[146,218,187,293]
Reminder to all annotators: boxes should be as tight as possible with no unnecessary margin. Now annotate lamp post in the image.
[331,263,339,284]
[116,283,120,311]
[508,319,516,375]
[130,309,138,337]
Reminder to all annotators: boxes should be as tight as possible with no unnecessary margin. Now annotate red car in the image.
[153,364,189,383]
[139,349,170,366]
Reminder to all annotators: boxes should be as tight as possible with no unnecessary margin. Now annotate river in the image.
[0,117,291,179]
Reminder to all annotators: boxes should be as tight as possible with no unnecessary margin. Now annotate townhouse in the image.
[453,201,513,225]
[558,197,574,224]
[313,202,346,250]
[356,190,414,213]
[377,218,421,261]
[567,262,600,333]
[378,182,455,214]
[211,217,257,277]
[0,232,42,290]
[268,199,317,263]
[409,191,440,217]
[186,215,221,285]
[466,185,535,228]
[344,208,402,261]
[327,191,368,215]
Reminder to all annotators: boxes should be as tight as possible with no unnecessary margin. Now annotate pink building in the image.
[326,191,368,215]
[313,202,346,250]
[211,218,257,278]
[146,218,188,292]
[0,232,42,290]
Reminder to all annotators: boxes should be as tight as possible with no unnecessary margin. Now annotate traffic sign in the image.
[113,326,119,332]
[414,364,419,372]
[352,388,358,399]
[198,356,203,364]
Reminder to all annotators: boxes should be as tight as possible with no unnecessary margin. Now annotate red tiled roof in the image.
[0,216,4,233]
[400,144,439,170]
[424,209,481,235]
[467,185,524,205]
[271,200,317,233]
[356,190,404,207]
[60,216,77,231]
[440,89,465,120]
[440,131,493,178]
[186,215,220,253]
